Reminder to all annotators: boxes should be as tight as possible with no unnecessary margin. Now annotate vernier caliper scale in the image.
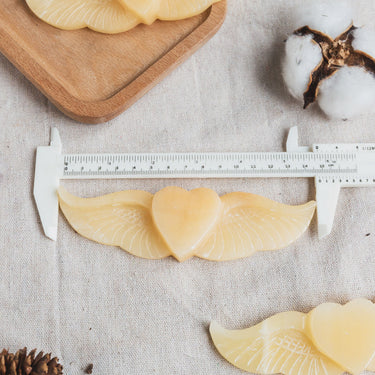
[34,127,375,241]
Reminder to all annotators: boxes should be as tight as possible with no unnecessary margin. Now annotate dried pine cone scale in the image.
[0,348,62,375]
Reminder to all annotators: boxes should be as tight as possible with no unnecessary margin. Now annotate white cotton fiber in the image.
[352,27,375,58]
[318,67,375,119]
[293,1,353,38]
[282,35,322,99]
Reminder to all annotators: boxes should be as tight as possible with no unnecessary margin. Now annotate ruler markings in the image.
[61,152,361,180]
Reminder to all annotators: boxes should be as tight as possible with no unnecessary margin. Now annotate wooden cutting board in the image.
[0,1,226,124]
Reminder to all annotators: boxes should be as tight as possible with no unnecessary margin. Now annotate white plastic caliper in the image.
[34,127,375,240]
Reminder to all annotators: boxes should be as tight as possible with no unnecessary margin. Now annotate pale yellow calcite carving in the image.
[25,0,140,34]
[26,0,221,34]
[152,187,222,262]
[308,299,375,375]
[210,299,375,375]
[120,0,221,23]
[157,0,221,20]
[58,186,315,262]
[198,192,316,261]
[120,0,161,24]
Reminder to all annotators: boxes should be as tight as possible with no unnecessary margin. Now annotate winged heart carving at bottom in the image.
[58,186,316,262]
[210,299,375,375]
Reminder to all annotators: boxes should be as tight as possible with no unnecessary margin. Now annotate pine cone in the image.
[0,348,63,375]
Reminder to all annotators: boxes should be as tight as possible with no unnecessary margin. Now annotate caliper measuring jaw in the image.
[288,126,375,239]
[34,128,63,241]
[288,127,375,239]
[286,127,340,239]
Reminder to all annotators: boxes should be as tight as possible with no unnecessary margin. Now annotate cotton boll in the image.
[282,2,375,119]
[293,1,353,38]
[282,35,322,99]
[352,27,375,58]
[318,67,375,119]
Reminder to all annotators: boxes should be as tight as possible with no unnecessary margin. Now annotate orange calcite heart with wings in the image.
[309,299,375,375]
[119,0,161,24]
[26,0,222,33]
[210,299,375,375]
[210,312,343,375]
[58,186,315,262]
[26,0,140,34]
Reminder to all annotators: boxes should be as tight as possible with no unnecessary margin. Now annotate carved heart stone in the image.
[152,187,222,261]
[309,299,375,374]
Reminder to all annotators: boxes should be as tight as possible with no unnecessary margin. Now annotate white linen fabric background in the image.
[1,0,375,373]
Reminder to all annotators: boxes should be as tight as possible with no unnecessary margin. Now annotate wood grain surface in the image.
[0,1,226,124]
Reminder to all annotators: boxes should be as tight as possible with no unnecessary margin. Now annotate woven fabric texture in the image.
[0,0,375,373]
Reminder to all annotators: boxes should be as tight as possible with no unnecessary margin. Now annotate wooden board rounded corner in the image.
[0,1,227,124]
